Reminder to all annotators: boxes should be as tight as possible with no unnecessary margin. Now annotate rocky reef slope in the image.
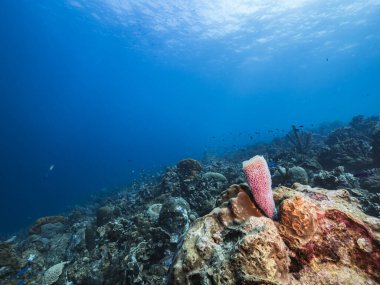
[1,115,380,285]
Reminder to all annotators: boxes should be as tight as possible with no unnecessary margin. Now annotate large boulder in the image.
[170,184,380,285]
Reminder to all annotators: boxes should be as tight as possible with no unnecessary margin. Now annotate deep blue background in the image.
[0,0,379,235]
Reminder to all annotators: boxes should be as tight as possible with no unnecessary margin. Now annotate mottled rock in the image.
[158,197,190,243]
[176,159,202,178]
[42,261,69,285]
[146,203,163,223]
[0,242,20,270]
[272,166,308,186]
[96,206,113,226]
[40,222,66,239]
[312,166,359,189]
[29,216,66,235]
[358,169,380,193]
[84,225,97,251]
[373,127,380,167]
[318,127,373,171]
[170,183,380,285]
[202,171,227,184]
[288,166,308,184]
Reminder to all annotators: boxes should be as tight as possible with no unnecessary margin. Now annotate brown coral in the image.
[233,217,290,284]
[279,195,318,246]
[215,184,262,226]
[176,158,202,178]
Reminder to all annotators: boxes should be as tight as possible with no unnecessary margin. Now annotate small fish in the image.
[268,161,278,168]
[12,267,29,279]
[49,164,55,171]
[299,125,304,128]
[160,255,173,267]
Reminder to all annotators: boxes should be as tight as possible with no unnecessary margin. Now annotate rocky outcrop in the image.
[318,127,373,171]
[170,183,380,285]
[312,166,359,189]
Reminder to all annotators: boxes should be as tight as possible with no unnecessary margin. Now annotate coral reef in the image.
[170,183,380,285]
[2,115,380,285]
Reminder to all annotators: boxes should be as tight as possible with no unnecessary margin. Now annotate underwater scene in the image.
[1,0,380,284]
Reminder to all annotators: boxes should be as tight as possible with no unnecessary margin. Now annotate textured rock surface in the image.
[373,127,380,167]
[170,183,380,285]
[158,197,190,243]
[42,261,69,285]
[273,166,309,186]
[29,216,66,235]
[312,166,359,189]
[318,127,373,171]
[176,159,202,179]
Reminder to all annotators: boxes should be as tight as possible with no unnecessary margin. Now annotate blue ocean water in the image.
[0,0,379,235]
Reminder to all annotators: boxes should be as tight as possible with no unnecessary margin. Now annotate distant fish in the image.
[299,125,304,128]
[268,161,278,168]
[44,164,55,179]
[15,267,29,278]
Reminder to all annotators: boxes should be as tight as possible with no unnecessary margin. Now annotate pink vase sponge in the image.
[242,155,277,219]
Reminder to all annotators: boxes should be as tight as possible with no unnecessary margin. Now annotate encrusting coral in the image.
[170,183,380,285]
[278,195,318,246]
[42,261,69,285]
